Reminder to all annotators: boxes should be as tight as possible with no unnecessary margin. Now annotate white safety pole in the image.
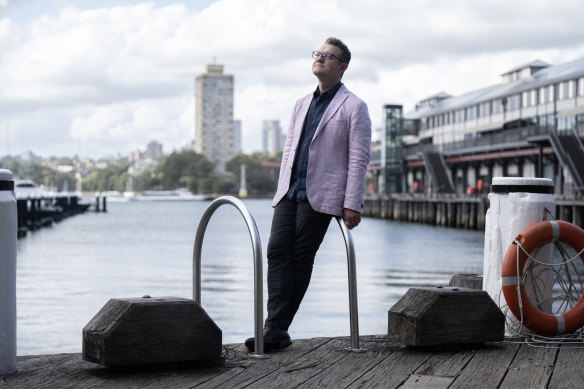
[483,177,555,335]
[0,169,17,375]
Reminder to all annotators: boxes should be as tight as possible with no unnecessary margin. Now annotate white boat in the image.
[14,179,52,199]
[134,189,211,202]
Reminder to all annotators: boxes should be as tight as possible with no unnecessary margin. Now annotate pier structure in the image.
[15,193,102,237]
[368,56,584,199]
[363,194,584,230]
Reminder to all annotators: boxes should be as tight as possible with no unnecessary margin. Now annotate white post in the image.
[483,177,555,335]
[239,164,247,198]
[0,169,17,375]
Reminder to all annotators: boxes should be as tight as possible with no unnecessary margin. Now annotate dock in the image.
[15,193,105,238]
[2,335,583,388]
[364,194,584,230]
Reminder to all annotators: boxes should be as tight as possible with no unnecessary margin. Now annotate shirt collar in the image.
[313,81,343,99]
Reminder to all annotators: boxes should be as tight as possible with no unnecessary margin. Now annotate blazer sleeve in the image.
[343,99,372,213]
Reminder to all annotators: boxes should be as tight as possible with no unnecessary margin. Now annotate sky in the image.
[1,0,584,159]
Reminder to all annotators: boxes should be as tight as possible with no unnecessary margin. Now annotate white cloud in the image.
[1,0,583,157]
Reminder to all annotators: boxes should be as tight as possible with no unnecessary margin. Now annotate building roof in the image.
[406,56,584,119]
[501,59,550,76]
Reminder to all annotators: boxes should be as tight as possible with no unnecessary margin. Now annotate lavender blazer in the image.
[272,84,372,217]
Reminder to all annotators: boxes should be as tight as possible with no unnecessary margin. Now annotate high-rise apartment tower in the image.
[195,64,234,173]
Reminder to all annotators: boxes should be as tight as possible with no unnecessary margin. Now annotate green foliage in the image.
[83,162,130,192]
[225,152,277,196]
[157,150,215,192]
[0,159,75,191]
[0,149,282,197]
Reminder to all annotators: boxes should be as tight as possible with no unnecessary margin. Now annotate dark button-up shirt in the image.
[286,82,343,201]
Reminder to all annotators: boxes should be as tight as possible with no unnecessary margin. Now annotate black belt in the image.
[0,181,14,191]
[491,184,554,194]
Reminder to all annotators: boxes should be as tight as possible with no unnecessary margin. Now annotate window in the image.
[523,90,536,108]
[563,80,574,99]
[466,106,477,120]
[550,84,555,102]
[492,99,502,114]
[479,102,490,117]
[507,95,520,111]
[579,78,584,97]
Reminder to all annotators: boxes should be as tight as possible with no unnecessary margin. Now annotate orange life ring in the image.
[502,220,584,335]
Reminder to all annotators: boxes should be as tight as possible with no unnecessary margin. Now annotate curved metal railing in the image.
[192,195,363,356]
[335,216,363,351]
[192,196,265,356]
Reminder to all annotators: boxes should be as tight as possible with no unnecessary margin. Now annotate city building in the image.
[370,56,584,197]
[144,141,163,159]
[262,120,282,155]
[195,64,234,174]
[234,119,242,154]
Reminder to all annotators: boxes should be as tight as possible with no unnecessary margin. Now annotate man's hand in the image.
[343,208,361,229]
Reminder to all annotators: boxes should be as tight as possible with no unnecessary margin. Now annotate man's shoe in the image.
[245,327,292,353]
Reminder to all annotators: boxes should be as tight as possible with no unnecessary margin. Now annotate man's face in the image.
[312,43,347,83]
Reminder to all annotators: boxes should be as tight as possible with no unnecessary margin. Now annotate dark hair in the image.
[325,37,351,64]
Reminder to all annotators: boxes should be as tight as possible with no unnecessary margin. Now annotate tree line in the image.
[1,150,282,197]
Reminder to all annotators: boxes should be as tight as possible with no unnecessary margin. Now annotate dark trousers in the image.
[265,199,332,331]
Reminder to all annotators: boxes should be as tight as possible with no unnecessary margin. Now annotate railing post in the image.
[192,196,265,357]
[335,217,365,352]
[0,169,16,375]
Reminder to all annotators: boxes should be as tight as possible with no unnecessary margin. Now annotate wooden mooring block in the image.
[83,296,223,368]
[388,287,504,347]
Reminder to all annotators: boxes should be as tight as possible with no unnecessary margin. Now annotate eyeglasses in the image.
[312,51,344,63]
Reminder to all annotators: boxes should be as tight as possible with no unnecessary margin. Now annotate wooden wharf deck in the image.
[2,335,583,389]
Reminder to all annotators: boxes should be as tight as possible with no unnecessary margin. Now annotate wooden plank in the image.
[3,336,579,388]
[400,374,455,389]
[190,337,334,388]
[449,343,520,389]
[414,347,476,377]
[448,274,483,290]
[243,337,357,389]
[86,344,250,389]
[547,344,584,388]
[284,336,399,388]
[1,354,85,389]
[346,343,434,388]
[499,343,557,389]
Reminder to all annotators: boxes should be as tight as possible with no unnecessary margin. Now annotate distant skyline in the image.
[1,0,584,158]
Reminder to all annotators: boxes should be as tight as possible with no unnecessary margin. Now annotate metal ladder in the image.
[192,196,363,357]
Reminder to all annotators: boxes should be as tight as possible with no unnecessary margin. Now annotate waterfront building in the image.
[195,64,234,174]
[262,120,282,155]
[370,57,584,197]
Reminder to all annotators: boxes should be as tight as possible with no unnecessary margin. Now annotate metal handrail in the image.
[192,195,363,356]
[335,217,363,352]
[192,196,265,357]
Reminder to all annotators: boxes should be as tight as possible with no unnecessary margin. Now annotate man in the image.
[246,37,371,352]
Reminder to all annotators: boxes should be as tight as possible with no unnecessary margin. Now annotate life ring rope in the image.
[502,220,584,336]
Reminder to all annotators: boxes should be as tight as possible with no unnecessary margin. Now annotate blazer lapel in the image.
[293,95,312,149]
[311,85,349,142]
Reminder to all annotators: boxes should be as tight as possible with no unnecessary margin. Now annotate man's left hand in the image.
[343,208,361,229]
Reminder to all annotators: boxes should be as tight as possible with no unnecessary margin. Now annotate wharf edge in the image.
[363,194,584,230]
[2,335,583,388]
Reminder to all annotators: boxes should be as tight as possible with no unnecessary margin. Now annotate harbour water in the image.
[16,198,484,356]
